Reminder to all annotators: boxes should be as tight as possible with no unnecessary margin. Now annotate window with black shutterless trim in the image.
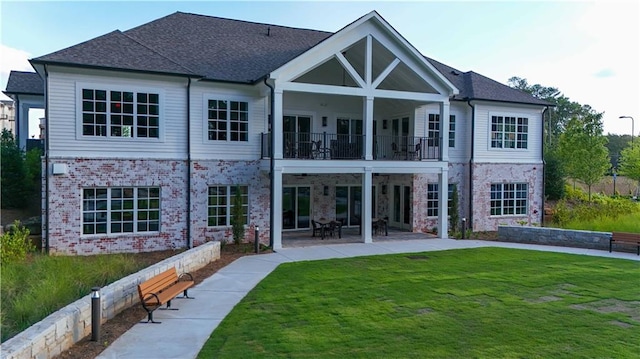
[82,187,160,235]
[207,100,249,141]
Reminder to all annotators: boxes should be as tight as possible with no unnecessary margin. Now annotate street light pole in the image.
[619,116,634,148]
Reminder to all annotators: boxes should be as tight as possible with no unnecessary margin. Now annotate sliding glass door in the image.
[282,186,311,230]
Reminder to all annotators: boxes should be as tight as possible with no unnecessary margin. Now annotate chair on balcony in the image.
[311,140,330,159]
[408,142,421,160]
[391,142,403,160]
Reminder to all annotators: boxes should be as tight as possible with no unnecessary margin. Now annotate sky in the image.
[1,0,639,137]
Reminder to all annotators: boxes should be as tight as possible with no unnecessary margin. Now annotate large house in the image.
[4,11,550,255]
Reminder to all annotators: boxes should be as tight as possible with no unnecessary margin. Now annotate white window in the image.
[426,183,456,217]
[80,88,160,138]
[449,115,456,148]
[82,187,160,235]
[207,100,248,141]
[490,183,528,216]
[428,114,440,147]
[208,185,249,227]
[491,115,528,149]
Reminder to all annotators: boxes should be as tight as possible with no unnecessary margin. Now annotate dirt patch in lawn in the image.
[56,243,268,359]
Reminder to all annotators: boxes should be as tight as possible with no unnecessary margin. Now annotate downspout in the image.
[466,99,475,232]
[541,106,549,227]
[44,65,50,253]
[263,77,275,249]
[14,97,20,147]
[186,78,192,248]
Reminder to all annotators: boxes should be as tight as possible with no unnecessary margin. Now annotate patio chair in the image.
[311,140,330,159]
[311,220,323,237]
[392,142,403,159]
[325,221,338,238]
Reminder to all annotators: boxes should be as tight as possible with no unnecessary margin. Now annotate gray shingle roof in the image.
[28,12,549,106]
[4,71,44,96]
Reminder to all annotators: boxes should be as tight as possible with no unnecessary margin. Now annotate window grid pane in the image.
[82,187,161,235]
[490,183,528,216]
[428,114,440,147]
[491,115,528,149]
[208,185,249,227]
[448,115,455,148]
[81,88,160,139]
[427,183,438,217]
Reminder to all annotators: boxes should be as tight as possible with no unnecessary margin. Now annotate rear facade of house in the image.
[4,11,549,255]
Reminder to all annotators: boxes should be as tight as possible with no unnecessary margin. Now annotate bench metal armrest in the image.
[178,272,193,281]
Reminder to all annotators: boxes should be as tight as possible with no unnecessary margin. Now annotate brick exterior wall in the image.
[471,163,543,232]
[46,158,189,255]
[190,160,270,245]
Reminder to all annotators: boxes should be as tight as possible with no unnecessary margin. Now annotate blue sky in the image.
[1,0,638,136]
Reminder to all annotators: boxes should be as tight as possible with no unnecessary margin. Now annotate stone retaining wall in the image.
[497,225,612,250]
[1,241,220,359]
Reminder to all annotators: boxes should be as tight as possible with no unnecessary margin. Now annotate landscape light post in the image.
[619,116,634,148]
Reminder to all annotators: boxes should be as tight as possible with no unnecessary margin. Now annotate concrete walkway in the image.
[97,239,639,359]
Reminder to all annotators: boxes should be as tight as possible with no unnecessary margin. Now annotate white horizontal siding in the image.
[473,102,544,164]
[47,68,188,159]
[190,82,266,161]
[416,102,470,163]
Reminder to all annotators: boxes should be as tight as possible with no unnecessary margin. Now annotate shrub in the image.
[231,185,245,245]
[0,221,36,263]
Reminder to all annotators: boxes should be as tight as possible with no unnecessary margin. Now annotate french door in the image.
[282,186,311,230]
[390,184,411,230]
[283,115,311,158]
[335,185,376,227]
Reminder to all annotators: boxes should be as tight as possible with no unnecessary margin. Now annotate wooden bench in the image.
[137,267,195,323]
[610,232,640,255]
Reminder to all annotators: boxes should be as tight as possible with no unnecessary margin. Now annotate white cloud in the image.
[0,44,34,101]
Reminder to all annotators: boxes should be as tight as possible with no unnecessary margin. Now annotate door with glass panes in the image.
[282,186,311,230]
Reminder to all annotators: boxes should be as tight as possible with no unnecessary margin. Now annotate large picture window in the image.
[491,115,528,149]
[207,100,249,141]
[82,187,160,235]
[81,88,159,138]
[208,185,249,227]
[490,183,528,216]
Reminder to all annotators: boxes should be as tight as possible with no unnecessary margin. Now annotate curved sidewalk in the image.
[97,239,639,359]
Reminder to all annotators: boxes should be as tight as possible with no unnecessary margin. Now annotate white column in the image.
[273,89,284,159]
[17,102,29,149]
[364,96,374,160]
[438,168,449,238]
[362,167,373,243]
[439,101,450,162]
[272,166,284,250]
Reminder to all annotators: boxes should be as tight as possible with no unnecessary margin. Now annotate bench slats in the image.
[610,232,640,255]
[137,267,195,323]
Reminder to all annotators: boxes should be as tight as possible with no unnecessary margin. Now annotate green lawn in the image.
[199,248,640,358]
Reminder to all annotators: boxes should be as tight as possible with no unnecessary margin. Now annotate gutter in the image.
[186,78,192,248]
[541,106,549,227]
[44,65,50,253]
[263,77,275,249]
[466,99,475,232]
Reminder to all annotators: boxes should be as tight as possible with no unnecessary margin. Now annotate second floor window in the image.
[491,115,528,149]
[81,89,159,138]
[449,115,456,148]
[208,100,248,141]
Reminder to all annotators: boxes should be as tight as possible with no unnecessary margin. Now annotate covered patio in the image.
[282,226,437,248]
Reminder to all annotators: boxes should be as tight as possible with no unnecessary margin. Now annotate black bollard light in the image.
[461,218,467,239]
[91,286,101,341]
[254,226,260,254]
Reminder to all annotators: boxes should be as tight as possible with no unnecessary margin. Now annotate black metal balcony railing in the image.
[261,132,441,161]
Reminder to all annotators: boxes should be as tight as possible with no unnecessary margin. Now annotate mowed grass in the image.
[1,253,158,342]
[199,248,640,358]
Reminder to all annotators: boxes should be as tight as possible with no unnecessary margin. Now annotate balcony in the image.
[261,132,441,161]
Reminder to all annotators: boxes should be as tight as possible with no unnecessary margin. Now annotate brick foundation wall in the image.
[46,158,189,255]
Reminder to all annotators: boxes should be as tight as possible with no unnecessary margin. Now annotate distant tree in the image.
[617,143,640,195]
[448,184,459,235]
[557,113,610,200]
[544,146,565,200]
[605,133,632,170]
[1,130,28,208]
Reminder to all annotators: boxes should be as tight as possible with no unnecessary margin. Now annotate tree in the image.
[1,130,28,208]
[230,185,245,245]
[557,114,610,200]
[605,133,632,170]
[448,184,459,235]
[618,143,640,196]
[544,146,565,200]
